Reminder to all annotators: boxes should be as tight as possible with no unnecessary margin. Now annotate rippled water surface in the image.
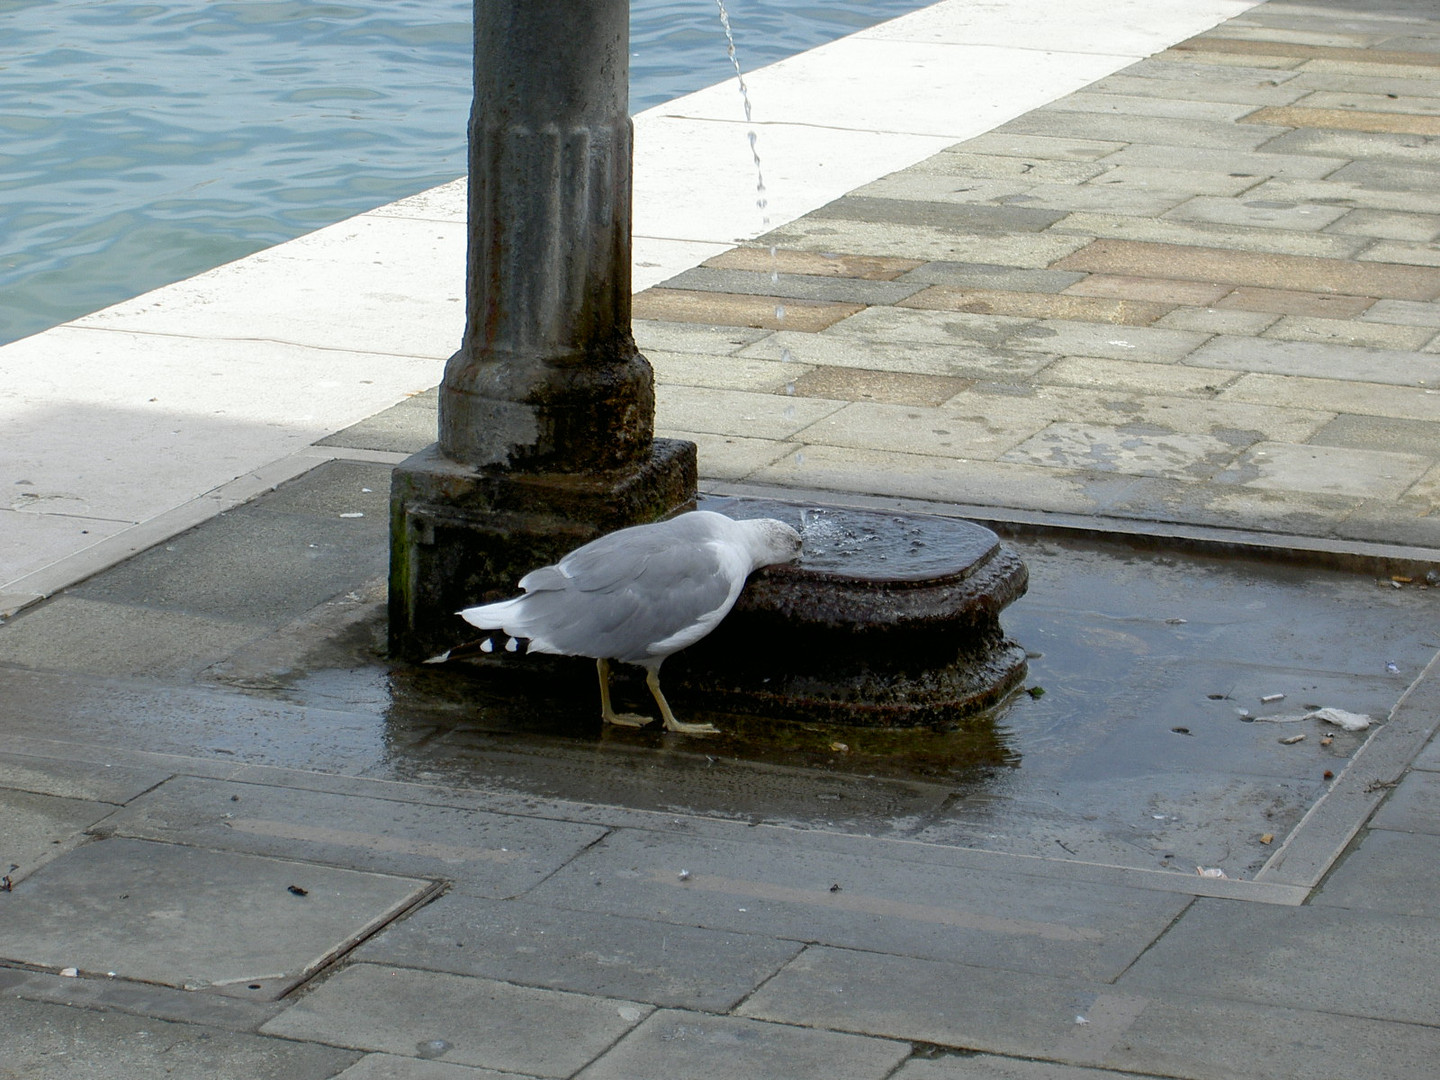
[2,0,939,347]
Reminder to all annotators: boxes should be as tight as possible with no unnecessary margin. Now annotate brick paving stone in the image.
[1086,72,1308,107]
[660,266,922,306]
[861,175,1188,217]
[811,196,1068,234]
[633,320,768,355]
[1262,314,1436,350]
[788,366,972,406]
[738,329,1060,380]
[1047,91,1260,122]
[1241,177,1440,214]
[1214,286,1375,318]
[1309,413,1440,457]
[901,263,1086,292]
[908,151,1107,183]
[1263,128,1440,166]
[946,132,1126,161]
[657,429,792,482]
[748,444,1099,513]
[1156,49,1306,71]
[702,247,923,280]
[631,289,863,332]
[761,219,1092,266]
[1155,307,1280,335]
[1095,143,1349,180]
[1329,160,1440,191]
[1361,240,1440,268]
[1215,441,1431,499]
[1328,208,1440,242]
[1304,58,1440,80]
[825,305,1209,363]
[1001,423,1241,480]
[1360,298,1440,327]
[1188,336,1440,385]
[995,111,1279,151]
[898,286,1172,326]
[1035,356,1239,396]
[792,398,1057,461]
[1054,239,1440,300]
[1062,274,1232,306]
[1293,90,1440,117]
[1051,212,1368,259]
[656,384,843,441]
[1220,373,1440,423]
[1290,72,1440,100]
[647,350,805,393]
[1163,195,1349,232]
[1248,105,1440,136]
[1121,56,1308,81]
[1170,37,1440,68]
[1080,165,1268,197]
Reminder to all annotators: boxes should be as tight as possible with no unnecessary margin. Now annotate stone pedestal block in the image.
[388,439,696,661]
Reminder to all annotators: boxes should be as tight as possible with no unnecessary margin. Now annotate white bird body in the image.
[458,510,802,733]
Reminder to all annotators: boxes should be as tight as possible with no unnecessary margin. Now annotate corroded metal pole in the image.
[441,0,653,472]
[389,0,695,660]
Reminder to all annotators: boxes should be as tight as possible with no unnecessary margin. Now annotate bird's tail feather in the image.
[457,597,527,632]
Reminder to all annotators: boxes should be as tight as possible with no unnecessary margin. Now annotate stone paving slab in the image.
[1311,828,1440,917]
[0,749,170,804]
[573,1009,910,1080]
[1,788,114,883]
[102,775,609,897]
[0,995,359,1080]
[1118,897,1440,1024]
[336,1056,534,1080]
[1369,766,1440,832]
[352,890,801,1011]
[0,837,434,999]
[892,1057,1164,1080]
[259,963,651,1077]
[739,944,1440,1080]
[523,828,1191,981]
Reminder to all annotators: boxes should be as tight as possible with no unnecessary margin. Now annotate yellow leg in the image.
[597,658,651,727]
[645,668,719,735]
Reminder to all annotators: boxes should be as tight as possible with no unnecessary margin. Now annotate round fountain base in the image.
[671,497,1029,728]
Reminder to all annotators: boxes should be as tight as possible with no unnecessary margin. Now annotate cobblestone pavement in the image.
[633,4,1440,555]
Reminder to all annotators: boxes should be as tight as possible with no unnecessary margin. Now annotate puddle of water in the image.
[257,533,1439,878]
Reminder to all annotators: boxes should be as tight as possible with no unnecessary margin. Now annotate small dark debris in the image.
[829,883,842,893]
[1207,693,1228,700]
[1,876,12,893]
[1026,685,1045,698]
[1171,726,1192,736]
[287,885,309,897]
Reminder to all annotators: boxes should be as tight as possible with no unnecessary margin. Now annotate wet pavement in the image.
[6,1,1440,1077]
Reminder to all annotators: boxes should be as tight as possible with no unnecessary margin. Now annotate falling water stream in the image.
[714,0,801,461]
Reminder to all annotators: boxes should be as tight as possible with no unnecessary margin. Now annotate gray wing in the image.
[517,522,740,664]
[538,514,722,594]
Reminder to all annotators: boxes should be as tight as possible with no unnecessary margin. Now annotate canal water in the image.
[2,0,940,348]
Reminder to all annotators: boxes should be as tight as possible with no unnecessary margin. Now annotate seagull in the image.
[457,510,802,734]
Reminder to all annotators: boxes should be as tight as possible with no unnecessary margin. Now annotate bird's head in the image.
[746,517,803,569]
